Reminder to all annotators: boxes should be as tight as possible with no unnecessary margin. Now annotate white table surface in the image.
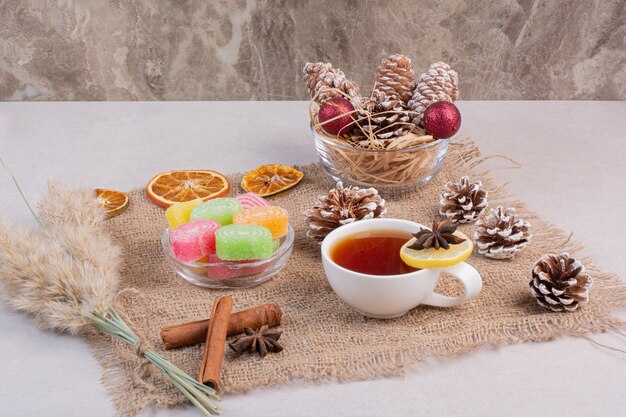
[0,101,624,417]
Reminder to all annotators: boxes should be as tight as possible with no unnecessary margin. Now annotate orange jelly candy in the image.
[233,206,289,239]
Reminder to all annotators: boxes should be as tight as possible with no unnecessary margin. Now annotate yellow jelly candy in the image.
[233,206,289,239]
[165,198,203,230]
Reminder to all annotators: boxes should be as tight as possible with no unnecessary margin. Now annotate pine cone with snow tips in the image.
[374,54,415,104]
[439,176,487,224]
[304,182,386,241]
[351,89,413,143]
[473,207,531,259]
[303,62,362,105]
[408,62,459,125]
[529,253,592,312]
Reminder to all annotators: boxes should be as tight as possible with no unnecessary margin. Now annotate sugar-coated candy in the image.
[236,192,271,210]
[204,254,270,280]
[165,198,203,230]
[272,238,280,252]
[190,198,242,225]
[233,206,289,239]
[170,220,220,262]
[215,224,273,261]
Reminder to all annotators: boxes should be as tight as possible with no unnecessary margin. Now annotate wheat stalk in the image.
[0,182,221,416]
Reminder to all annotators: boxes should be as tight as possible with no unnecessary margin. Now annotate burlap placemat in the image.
[89,140,625,416]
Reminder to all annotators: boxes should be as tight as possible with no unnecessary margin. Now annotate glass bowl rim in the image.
[162,224,295,268]
[310,122,449,153]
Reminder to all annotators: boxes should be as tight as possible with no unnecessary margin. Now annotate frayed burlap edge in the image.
[86,139,626,416]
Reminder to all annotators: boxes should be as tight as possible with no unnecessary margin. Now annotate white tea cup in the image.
[321,218,483,319]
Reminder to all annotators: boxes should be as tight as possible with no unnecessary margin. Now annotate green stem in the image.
[86,309,221,416]
[141,352,217,417]
[0,155,43,228]
[144,350,218,397]
[87,314,136,345]
[90,316,137,345]
[169,372,221,415]
[143,350,221,411]
[168,375,214,417]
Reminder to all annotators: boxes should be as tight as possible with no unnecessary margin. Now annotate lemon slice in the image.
[400,231,473,269]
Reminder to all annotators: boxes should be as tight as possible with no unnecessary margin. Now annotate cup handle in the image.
[422,262,483,308]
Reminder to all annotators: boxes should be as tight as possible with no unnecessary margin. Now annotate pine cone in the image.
[374,54,415,104]
[439,176,487,224]
[408,62,459,125]
[304,182,387,241]
[303,62,362,105]
[351,90,413,143]
[529,253,592,312]
[473,207,531,259]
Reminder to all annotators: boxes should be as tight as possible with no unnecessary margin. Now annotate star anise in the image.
[408,220,466,250]
[228,325,283,358]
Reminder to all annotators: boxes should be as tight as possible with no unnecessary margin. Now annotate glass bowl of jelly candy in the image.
[310,123,449,194]
[162,224,294,289]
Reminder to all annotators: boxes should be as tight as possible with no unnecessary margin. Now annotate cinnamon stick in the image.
[198,296,233,390]
[160,303,282,350]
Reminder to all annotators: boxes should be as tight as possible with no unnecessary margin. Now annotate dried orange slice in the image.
[95,189,129,218]
[241,164,304,197]
[146,170,230,208]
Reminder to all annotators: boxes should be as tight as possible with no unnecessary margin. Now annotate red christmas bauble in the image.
[422,101,461,139]
[318,97,355,136]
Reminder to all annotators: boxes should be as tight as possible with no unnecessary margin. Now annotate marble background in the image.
[0,0,624,101]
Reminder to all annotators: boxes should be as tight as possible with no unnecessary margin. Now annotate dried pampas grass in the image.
[0,220,112,333]
[0,182,221,416]
[0,181,118,333]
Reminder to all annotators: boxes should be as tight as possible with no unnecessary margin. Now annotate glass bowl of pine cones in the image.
[310,121,450,193]
[303,56,459,194]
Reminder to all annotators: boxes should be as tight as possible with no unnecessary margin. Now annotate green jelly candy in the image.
[216,224,273,261]
[190,198,242,225]
[272,238,281,252]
